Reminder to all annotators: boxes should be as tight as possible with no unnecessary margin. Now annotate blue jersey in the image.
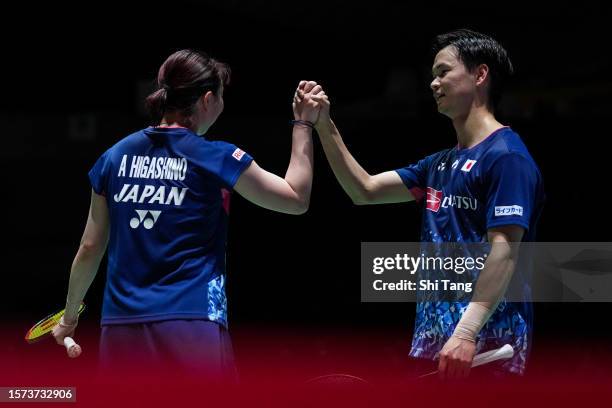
[89,126,253,328]
[395,127,545,374]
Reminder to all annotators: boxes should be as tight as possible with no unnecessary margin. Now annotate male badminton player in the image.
[307,30,545,378]
[51,49,325,379]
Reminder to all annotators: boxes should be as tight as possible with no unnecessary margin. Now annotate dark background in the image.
[2,2,611,347]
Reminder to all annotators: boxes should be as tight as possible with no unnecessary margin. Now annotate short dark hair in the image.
[145,49,230,125]
[432,29,513,110]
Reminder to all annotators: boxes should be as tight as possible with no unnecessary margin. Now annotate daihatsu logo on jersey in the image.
[426,187,443,212]
[426,187,478,212]
[442,194,478,210]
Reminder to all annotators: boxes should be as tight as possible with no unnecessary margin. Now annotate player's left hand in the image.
[51,315,78,345]
[438,336,476,380]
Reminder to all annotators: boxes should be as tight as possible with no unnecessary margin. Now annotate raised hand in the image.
[309,90,330,127]
[293,80,325,124]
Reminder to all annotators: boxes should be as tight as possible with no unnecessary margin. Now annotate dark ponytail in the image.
[144,88,168,125]
[145,49,230,125]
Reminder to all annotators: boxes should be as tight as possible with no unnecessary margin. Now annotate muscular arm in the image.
[234,124,314,215]
[438,225,524,379]
[234,81,325,215]
[312,97,414,205]
[64,190,110,322]
[471,225,524,307]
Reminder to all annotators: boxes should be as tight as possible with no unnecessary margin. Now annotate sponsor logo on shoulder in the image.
[232,148,246,161]
[494,205,523,217]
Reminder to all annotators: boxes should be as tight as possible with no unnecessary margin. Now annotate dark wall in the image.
[2,3,610,340]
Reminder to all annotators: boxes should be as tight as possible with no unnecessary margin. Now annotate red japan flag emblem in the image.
[461,159,477,172]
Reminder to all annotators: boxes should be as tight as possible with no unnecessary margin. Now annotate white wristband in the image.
[452,303,493,342]
[59,315,78,328]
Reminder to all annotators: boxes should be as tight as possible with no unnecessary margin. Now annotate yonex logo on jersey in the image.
[495,205,523,217]
[437,162,446,171]
[130,210,161,229]
[232,148,245,161]
[461,159,477,172]
[426,187,443,212]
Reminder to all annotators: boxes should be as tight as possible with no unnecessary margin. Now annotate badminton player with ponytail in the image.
[52,49,325,379]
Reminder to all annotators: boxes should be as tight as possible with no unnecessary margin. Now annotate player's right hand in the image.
[309,91,330,126]
[438,336,476,380]
[293,80,324,124]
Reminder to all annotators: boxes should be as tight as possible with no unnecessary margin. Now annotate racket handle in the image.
[63,336,82,358]
[418,344,514,378]
[472,344,513,368]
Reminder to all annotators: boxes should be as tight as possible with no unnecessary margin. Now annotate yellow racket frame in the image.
[25,303,86,343]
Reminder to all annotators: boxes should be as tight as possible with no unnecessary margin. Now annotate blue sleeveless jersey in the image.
[88,126,253,328]
[395,127,545,374]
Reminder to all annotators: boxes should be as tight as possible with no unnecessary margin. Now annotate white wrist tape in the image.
[60,315,78,328]
[452,303,494,342]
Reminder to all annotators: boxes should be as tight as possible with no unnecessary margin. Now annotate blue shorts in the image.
[99,319,237,382]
